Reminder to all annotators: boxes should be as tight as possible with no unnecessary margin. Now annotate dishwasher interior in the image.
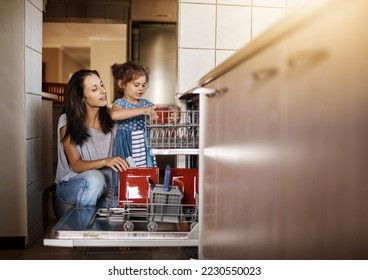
[44,107,199,248]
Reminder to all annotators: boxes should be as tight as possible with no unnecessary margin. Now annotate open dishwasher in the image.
[43,108,199,248]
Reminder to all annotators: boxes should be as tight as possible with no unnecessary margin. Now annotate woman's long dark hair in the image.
[61,69,114,145]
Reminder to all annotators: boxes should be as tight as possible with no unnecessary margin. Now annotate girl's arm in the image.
[111,104,157,121]
[61,126,128,173]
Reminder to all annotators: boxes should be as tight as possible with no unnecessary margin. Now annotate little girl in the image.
[111,61,158,168]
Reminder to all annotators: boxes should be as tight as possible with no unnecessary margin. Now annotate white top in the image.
[55,113,115,184]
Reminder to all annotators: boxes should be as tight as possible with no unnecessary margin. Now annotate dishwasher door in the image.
[44,207,198,248]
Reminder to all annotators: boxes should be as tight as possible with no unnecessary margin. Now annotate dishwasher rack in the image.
[97,185,198,233]
[43,168,199,248]
[115,167,199,232]
[146,108,199,154]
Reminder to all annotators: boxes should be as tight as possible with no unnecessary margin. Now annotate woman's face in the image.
[83,74,108,108]
[121,75,148,104]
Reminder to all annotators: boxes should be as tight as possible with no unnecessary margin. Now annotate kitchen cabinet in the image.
[131,0,177,22]
[41,93,58,224]
[197,0,368,259]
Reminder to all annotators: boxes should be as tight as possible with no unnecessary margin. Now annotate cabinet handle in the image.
[206,87,228,98]
[288,49,329,69]
[191,87,227,98]
[252,67,279,81]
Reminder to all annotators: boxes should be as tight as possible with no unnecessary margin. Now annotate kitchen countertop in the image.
[41,91,58,100]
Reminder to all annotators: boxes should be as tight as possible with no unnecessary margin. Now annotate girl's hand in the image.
[169,105,181,123]
[104,157,129,172]
[148,106,158,120]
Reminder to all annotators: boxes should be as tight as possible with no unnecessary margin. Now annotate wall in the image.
[0,0,27,243]
[175,0,309,167]
[177,0,310,95]
[42,48,62,82]
[0,0,44,248]
[62,52,86,83]
[43,36,127,105]
[25,0,44,245]
[91,38,126,105]
[43,48,85,83]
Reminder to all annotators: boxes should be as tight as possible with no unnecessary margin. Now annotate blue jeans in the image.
[56,170,114,208]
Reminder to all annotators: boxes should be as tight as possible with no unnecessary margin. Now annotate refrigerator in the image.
[131,22,177,106]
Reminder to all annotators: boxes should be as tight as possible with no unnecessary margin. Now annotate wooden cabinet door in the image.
[277,0,368,259]
[200,38,286,259]
[199,0,368,259]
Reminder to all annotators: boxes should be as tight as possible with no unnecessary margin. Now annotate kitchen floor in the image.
[0,218,198,260]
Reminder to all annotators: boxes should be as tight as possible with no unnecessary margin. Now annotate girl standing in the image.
[111,61,158,168]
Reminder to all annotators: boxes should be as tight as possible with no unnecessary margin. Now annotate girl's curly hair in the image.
[111,61,150,99]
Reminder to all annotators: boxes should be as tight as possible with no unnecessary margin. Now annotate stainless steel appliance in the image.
[131,23,177,106]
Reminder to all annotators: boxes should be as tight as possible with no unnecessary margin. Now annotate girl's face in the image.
[83,74,108,108]
[121,75,148,104]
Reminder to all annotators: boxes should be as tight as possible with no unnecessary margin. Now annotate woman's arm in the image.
[61,126,128,173]
[110,104,157,121]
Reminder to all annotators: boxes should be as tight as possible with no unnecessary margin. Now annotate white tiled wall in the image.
[25,48,42,94]
[179,4,216,49]
[253,0,286,7]
[25,0,43,53]
[216,5,252,50]
[252,6,286,38]
[287,0,310,9]
[178,48,216,92]
[217,0,251,5]
[26,94,42,139]
[215,49,237,65]
[25,0,44,244]
[182,0,215,3]
[177,0,311,93]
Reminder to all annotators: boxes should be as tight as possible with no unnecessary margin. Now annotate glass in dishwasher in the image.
[145,108,199,149]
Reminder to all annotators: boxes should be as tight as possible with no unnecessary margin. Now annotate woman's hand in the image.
[104,156,129,172]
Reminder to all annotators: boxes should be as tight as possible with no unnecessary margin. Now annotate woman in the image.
[55,69,128,208]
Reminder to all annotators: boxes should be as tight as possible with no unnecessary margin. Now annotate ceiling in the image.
[42,22,127,67]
